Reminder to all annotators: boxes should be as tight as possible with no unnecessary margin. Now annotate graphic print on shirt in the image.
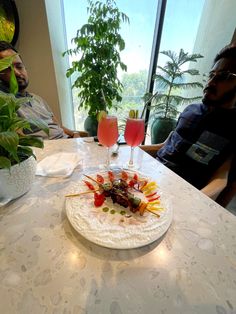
[186,131,229,165]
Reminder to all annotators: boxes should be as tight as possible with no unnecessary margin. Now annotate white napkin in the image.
[36,152,82,178]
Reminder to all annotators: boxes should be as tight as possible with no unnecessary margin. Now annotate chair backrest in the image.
[78,131,89,137]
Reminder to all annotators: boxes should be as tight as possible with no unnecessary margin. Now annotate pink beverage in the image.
[97,116,118,147]
[124,118,145,147]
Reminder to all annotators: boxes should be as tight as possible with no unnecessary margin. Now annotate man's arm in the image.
[139,132,173,157]
[52,116,88,138]
[31,94,86,138]
[201,155,233,200]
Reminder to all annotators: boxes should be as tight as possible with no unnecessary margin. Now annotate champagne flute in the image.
[124,118,145,169]
[97,116,119,168]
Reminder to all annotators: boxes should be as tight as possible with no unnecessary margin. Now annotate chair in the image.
[77,131,89,137]
[66,130,89,138]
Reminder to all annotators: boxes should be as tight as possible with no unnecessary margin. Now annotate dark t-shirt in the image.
[157,103,236,189]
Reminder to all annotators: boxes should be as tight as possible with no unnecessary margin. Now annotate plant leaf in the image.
[0,55,19,94]
[0,92,46,167]
[17,146,34,160]
[0,54,17,71]
[0,156,11,169]
[0,131,19,156]
[9,64,18,94]
[19,136,44,148]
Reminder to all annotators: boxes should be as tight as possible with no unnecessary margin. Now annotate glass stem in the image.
[106,147,110,168]
[129,147,134,167]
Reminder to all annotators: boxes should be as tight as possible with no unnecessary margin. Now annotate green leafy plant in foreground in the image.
[63,0,129,117]
[0,92,49,169]
[0,55,49,169]
[0,54,18,94]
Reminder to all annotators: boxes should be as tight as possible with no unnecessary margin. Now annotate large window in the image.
[62,0,236,142]
[63,0,158,131]
[145,0,205,143]
[145,0,236,143]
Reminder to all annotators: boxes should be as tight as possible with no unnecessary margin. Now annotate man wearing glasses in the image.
[142,44,236,202]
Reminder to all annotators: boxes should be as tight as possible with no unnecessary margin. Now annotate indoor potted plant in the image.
[0,55,48,205]
[63,0,129,136]
[148,49,203,143]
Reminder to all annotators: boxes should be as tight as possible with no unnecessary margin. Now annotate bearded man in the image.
[0,41,84,139]
[141,44,236,200]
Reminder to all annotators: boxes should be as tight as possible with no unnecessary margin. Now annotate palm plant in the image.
[152,49,204,119]
[148,49,204,143]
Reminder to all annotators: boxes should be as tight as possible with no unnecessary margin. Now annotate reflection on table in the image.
[0,138,236,314]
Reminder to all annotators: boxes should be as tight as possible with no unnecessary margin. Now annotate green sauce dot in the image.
[102,207,109,212]
[110,209,116,214]
[120,210,126,215]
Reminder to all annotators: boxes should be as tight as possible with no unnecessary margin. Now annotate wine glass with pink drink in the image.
[124,117,145,169]
[97,115,119,168]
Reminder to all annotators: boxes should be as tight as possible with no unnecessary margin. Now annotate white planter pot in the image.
[0,156,37,206]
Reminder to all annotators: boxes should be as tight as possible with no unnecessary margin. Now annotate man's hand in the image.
[139,131,172,157]
[201,155,233,200]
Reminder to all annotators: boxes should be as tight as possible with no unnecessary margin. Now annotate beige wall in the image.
[15,0,62,124]
[185,0,236,101]
[192,0,236,76]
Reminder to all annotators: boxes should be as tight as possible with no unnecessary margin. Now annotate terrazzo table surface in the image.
[0,138,236,314]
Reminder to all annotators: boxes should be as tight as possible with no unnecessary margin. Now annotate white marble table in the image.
[0,138,236,314]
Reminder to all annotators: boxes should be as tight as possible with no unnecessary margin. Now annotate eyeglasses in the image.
[208,71,236,82]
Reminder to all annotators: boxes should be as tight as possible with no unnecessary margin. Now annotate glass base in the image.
[123,162,141,171]
[98,162,122,171]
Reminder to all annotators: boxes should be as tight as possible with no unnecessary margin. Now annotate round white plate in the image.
[65,170,173,249]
